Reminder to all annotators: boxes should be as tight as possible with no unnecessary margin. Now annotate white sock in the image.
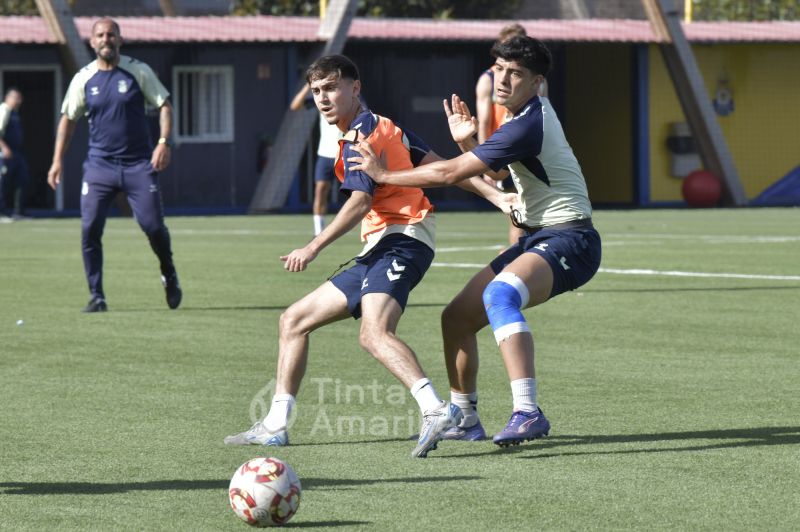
[313,214,325,236]
[510,378,537,413]
[451,391,479,428]
[410,378,442,413]
[263,394,295,431]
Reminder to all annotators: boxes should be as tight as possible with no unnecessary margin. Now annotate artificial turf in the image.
[1,209,798,530]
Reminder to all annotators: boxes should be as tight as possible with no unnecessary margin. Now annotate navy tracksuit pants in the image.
[81,157,175,299]
[0,155,28,215]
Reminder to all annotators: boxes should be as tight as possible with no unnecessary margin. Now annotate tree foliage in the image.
[231,0,520,19]
[691,0,798,21]
[1,0,795,21]
[0,0,38,16]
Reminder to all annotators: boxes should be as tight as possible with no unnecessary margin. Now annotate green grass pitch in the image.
[1,209,798,530]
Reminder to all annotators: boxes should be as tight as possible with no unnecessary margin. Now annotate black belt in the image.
[512,217,594,234]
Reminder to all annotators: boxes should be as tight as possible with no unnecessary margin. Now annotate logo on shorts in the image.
[386,259,405,282]
[81,182,89,196]
[118,80,128,93]
[534,243,549,252]
[559,257,571,270]
[361,278,369,290]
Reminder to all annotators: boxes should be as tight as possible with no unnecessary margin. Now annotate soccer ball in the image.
[229,457,302,527]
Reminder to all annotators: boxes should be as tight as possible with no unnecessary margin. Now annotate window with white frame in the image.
[173,66,234,143]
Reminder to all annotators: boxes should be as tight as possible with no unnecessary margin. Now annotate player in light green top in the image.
[349,36,601,447]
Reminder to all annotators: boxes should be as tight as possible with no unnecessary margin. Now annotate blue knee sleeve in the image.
[483,272,530,344]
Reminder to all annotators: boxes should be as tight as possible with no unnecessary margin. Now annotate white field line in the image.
[29,226,275,236]
[21,225,799,243]
[605,233,800,243]
[18,226,507,238]
[431,262,800,281]
[597,268,800,281]
[430,262,488,269]
[173,228,265,235]
[437,245,504,253]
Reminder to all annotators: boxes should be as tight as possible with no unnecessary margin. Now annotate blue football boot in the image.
[492,409,550,447]
[443,420,487,441]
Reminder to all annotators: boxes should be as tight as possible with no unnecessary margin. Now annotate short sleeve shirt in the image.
[472,96,592,226]
[61,55,169,160]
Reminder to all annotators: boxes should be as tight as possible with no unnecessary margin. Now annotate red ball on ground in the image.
[682,170,722,207]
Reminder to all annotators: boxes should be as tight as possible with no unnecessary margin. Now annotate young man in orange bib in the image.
[225,55,515,458]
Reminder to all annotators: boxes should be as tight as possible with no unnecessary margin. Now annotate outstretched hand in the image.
[347,142,386,183]
[280,245,318,272]
[444,94,478,144]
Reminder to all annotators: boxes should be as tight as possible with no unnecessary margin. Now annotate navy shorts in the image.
[330,233,434,319]
[314,156,335,183]
[490,224,601,299]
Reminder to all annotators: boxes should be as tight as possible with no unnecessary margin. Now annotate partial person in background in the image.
[47,18,181,312]
[0,87,29,221]
[475,24,548,245]
[290,82,343,236]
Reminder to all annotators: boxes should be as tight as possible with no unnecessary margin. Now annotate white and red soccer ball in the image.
[229,457,301,527]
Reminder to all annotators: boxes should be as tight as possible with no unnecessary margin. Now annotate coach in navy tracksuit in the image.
[48,18,181,313]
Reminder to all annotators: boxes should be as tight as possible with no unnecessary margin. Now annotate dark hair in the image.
[305,54,360,84]
[491,36,552,77]
[498,23,526,42]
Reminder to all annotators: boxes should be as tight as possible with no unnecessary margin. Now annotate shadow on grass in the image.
[302,475,480,490]
[284,521,372,527]
[109,305,288,313]
[0,479,229,495]
[0,475,480,496]
[437,426,800,459]
[287,436,414,447]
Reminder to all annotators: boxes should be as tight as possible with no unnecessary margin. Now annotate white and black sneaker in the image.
[412,401,462,458]
[224,422,288,446]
